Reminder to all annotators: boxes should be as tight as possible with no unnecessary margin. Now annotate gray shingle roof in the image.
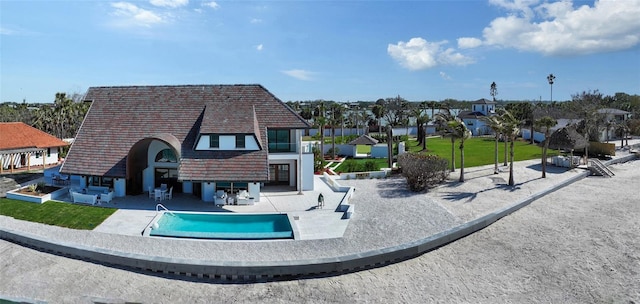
[61,84,310,181]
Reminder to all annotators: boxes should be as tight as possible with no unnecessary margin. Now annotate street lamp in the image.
[547,73,556,103]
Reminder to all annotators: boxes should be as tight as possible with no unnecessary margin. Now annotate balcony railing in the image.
[268,142,296,153]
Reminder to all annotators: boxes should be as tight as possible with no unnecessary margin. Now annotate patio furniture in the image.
[236,190,254,205]
[155,188,164,201]
[100,190,114,204]
[215,190,227,206]
[70,191,98,205]
[148,187,155,199]
[164,187,173,200]
[161,183,168,191]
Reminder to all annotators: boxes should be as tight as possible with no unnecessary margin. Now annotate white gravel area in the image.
[1,157,639,303]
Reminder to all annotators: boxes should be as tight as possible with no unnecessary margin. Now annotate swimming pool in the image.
[149,212,294,240]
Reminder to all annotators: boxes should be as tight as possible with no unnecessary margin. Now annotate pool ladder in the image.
[156,203,175,216]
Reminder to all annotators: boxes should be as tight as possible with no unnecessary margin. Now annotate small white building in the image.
[457,98,497,136]
[0,122,68,174]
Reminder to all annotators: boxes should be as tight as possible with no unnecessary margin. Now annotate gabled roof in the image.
[458,111,489,119]
[61,84,310,181]
[0,122,68,152]
[348,134,379,145]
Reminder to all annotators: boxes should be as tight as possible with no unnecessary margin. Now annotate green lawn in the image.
[336,137,559,172]
[407,137,559,168]
[0,198,116,230]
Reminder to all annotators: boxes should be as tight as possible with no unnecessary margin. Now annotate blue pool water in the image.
[149,212,294,240]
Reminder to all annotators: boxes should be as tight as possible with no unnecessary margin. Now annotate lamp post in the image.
[547,74,556,103]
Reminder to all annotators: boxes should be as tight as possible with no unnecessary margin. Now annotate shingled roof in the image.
[0,122,68,152]
[60,84,310,181]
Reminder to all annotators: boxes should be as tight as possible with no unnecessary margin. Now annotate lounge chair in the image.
[215,190,227,206]
[236,190,254,205]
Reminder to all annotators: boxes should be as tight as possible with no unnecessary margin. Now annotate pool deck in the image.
[1,141,638,279]
[90,175,349,240]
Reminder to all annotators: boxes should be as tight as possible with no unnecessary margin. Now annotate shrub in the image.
[340,159,360,172]
[326,146,340,157]
[397,152,449,191]
[362,160,378,171]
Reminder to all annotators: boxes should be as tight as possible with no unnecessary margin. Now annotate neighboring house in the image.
[457,98,497,136]
[0,122,69,173]
[60,85,313,202]
[596,108,631,142]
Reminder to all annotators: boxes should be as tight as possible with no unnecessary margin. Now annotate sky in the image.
[1,0,639,104]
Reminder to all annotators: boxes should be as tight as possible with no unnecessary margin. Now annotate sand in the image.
[1,160,639,303]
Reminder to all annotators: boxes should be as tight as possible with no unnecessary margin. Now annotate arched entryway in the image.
[126,133,181,195]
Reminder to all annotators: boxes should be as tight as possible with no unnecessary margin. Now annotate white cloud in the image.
[150,0,188,8]
[457,37,483,49]
[111,2,164,28]
[203,1,219,9]
[439,71,452,80]
[256,44,263,51]
[250,18,262,24]
[480,0,640,56]
[387,37,474,70]
[282,69,315,81]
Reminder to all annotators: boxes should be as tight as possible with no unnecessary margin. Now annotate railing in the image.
[156,203,175,216]
[589,159,615,177]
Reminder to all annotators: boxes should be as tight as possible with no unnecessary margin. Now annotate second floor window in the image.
[236,135,245,148]
[268,129,291,152]
[209,135,219,148]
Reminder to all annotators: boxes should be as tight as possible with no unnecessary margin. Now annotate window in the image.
[267,129,292,152]
[155,149,177,163]
[236,135,245,148]
[209,134,219,148]
[47,148,51,157]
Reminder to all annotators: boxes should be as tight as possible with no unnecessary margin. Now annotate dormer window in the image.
[210,135,219,148]
[236,135,245,148]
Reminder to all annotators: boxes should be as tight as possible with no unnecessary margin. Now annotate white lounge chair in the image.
[214,190,227,206]
[236,190,254,205]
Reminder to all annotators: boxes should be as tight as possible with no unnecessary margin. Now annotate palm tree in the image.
[328,102,343,159]
[435,108,458,172]
[313,101,326,159]
[372,104,384,136]
[482,115,503,174]
[449,120,472,182]
[535,116,558,178]
[501,110,520,186]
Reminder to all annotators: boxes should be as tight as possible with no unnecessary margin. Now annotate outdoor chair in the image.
[148,187,155,199]
[164,187,173,200]
[155,189,163,201]
[160,183,168,191]
[214,190,227,206]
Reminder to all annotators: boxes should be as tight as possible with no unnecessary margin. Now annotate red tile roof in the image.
[0,122,68,151]
[60,84,310,181]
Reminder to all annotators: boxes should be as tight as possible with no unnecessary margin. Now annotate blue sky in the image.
[1,0,639,104]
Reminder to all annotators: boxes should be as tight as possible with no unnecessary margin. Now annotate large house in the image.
[60,84,313,202]
[458,98,497,136]
[0,122,68,174]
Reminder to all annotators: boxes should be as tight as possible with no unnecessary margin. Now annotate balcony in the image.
[268,142,296,153]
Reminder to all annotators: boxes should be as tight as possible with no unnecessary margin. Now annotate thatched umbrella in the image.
[543,126,588,167]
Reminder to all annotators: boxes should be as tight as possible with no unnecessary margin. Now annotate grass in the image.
[335,136,560,172]
[406,136,560,168]
[0,198,116,230]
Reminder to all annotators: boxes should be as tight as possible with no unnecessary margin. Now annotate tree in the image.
[372,102,385,135]
[313,101,326,158]
[505,102,534,144]
[501,110,520,186]
[482,115,503,174]
[434,108,458,172]
[490,82,497,101]
[449,120,472,182]
[397,152,449,191]
[535,116,558,178]
[382,95,408,127]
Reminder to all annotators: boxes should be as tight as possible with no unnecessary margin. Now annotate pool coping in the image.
[1,155,636,280]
